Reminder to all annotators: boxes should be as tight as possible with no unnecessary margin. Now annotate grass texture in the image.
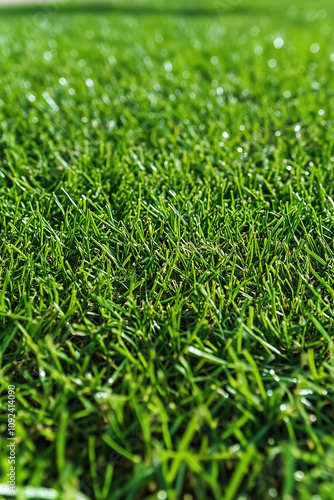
[0,0,334,499]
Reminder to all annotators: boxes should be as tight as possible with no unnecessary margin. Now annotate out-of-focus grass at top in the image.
[0,0,333,17]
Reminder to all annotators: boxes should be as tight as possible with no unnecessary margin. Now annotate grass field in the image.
[0,0,334,499]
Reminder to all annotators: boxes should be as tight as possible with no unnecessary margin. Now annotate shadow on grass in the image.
[0,1,252,18]
[1,1,326,24]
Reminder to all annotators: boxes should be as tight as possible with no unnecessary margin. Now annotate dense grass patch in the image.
[0,1,334,498]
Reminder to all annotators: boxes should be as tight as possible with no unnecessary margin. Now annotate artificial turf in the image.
[0,0,334,498]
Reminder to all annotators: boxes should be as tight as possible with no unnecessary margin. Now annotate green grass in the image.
[0,1,334,499]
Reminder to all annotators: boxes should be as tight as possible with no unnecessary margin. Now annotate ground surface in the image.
[0,1,334,499]
[0,1,33,4]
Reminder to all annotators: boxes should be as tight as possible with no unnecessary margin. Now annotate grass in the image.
[0,0,334,498]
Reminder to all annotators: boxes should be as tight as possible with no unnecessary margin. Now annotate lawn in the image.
[0,0,334,499]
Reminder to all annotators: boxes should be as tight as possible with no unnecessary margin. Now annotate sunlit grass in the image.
[0,1,333,499]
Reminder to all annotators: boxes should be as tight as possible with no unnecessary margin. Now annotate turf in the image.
[0,0,334,499]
